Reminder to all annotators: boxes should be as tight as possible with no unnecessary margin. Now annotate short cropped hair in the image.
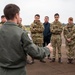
[68,17,73,21]
[35,14,40,17]
[45,16,49,19]
[1,15,5,18]
[3,4,20,20]
[54,13,59,17]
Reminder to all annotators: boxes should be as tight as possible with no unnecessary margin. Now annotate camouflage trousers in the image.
[66,44,75,59]
[51,35,62,59]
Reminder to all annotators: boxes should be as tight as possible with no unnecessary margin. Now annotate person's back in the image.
[0,22,27,68]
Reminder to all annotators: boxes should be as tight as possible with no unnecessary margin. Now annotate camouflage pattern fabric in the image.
[18,24,26,30]
[30,20,44,47]
[63,23,75,59]
[0,22,5,27]
[50,21,63,58]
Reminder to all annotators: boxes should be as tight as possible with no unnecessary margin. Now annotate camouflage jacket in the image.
[63,23,75,45]
[30,20,44,43]
[50,21,63,35]
[18,24,26,30]
[0,22,5,27]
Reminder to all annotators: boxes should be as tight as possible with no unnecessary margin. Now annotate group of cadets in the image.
[30,13,75,64]
[0,13,75,64]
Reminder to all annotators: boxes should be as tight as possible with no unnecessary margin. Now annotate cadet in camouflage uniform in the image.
[0,4,52,75]
[18,18,26,30]
[50,13,63,63]
[30,14,46,63]
[0,15,7,27]
[63,17,75,64]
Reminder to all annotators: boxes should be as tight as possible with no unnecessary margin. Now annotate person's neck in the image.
[68,23,73,25]
[8,19,17,24]
[45,21,48,23]
[55,20,58,22]
[34,20,40,22]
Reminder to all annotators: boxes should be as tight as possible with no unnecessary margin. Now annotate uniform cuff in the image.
[44,47,50,57]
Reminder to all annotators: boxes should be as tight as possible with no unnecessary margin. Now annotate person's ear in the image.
[15,13,18,19]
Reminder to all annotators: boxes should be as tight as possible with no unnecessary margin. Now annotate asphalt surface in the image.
[26,35,75,75]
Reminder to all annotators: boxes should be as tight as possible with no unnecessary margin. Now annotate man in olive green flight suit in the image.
[63,17,75,64]
[0,4,52,75]
[30,14,46,63]
[50,13,63,63]
[0,15,7,27]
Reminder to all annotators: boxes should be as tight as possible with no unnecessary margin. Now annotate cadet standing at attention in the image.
[63,17,75,64]
[50,13,63,63]
[30,14,46,63]
[0,4,52,75]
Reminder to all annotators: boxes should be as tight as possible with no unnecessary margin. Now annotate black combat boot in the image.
[40,59,46,63]
[70,59,73,64]
[58,58,62,63]
[67,59,70,64]
[67,59,73,64]
[51,58,55,62]
[48,54,51,60]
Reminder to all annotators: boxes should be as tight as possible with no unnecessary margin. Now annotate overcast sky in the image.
[0,0,75,25]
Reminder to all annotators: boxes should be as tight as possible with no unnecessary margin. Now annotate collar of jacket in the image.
[18,24,23,28]
[34,20,40,23]
[4,21,18,26]
[33,20,41,25]
[52,21,61,26]
[53,21,60,24]
[44,22,49,25]
[67,23,74,28]
[0,22,5,24]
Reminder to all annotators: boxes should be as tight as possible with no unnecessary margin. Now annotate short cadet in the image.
[0,4,52,75]
[50,13,63,63]
[0,15,7,27]
[63,17,75,64]
[30,14,46,63]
